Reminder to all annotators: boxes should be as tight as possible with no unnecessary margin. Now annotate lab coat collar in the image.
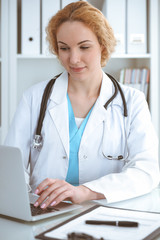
[79,71,113,144]
[99,71,123,109]
[49,71,68,104]
[48,70,124,156]
[80,71,124,145]
[98,71,113,106]
[49,70,123,108]
[48,71,69,158]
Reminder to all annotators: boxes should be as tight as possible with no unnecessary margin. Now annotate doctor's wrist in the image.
[77,185,105,202]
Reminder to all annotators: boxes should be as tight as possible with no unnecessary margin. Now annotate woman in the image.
[5,1,159,209]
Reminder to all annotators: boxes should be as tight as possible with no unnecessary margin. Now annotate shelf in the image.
[111,53,151,59]
[16,53,151,60]
[17,54,57,59]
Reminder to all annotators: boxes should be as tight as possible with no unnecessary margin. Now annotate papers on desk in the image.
[36,205,160,240]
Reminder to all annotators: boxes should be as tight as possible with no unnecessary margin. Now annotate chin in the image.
[71,73,88,81]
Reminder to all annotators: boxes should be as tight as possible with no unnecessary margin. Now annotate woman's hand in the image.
[34,178,105,209]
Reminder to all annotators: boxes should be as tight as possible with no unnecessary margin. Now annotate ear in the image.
[100,45,105,53]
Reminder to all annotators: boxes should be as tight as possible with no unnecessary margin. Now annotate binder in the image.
[42,0,60,55]
[106,0,126,54]
[21,0,40,55]
[62,0,78,8]
[127,0,147,54]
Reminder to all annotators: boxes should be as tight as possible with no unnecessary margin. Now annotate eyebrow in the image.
[57,40,92,45]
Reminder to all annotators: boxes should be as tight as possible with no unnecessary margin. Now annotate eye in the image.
[59,47,70,51]
[80,46,90,50]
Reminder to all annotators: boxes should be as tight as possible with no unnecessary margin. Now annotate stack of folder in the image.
[21,0,61,55]
[20,0,147,56]
[105,0,147,55]
[119,68,150,99]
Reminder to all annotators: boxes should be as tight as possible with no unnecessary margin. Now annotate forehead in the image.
[56,21,98,44]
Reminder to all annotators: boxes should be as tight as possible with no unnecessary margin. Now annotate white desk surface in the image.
[1,187,160,240]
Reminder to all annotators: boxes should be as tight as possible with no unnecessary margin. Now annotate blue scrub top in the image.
[66,94,93,186]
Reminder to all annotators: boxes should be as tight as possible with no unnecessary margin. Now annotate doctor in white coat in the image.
[5,1,159,209]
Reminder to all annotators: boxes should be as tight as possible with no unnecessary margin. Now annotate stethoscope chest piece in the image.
[32,135,43,150]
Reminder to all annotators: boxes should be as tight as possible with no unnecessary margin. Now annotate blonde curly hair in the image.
[46,1,116,67]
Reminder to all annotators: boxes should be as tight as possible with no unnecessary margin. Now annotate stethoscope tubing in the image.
[32,73,128,151]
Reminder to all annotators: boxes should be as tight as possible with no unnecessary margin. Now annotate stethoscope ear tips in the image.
[106,155,124,160]
[118,155,123,160]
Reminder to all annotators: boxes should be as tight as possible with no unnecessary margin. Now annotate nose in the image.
[69,49,80,64]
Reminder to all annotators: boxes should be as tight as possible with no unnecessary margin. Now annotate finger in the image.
[34,185,54,207]
[51,189,74,206]
[41,184,70,208]
[54,186,87,205]
[34,178,56,195]
[34,180,67,207]
[40,180,73,208]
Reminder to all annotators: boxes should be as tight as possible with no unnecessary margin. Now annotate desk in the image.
[1,187,160,240]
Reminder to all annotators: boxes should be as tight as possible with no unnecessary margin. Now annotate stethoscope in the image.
[32,73,128,161]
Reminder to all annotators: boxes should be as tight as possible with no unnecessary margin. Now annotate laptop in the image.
[0,145,81,222]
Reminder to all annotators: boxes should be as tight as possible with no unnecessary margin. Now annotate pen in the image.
[85,220,139,227]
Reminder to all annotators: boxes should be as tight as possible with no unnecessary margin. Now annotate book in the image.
[119,68,149,99]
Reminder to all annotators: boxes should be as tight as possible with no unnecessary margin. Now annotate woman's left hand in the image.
[34,178,104,209]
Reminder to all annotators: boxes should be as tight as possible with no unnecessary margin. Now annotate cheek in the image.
[58,54,68,66]
[88,50,102,66]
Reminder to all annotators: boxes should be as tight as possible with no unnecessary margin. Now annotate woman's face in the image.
[56,21,102,82]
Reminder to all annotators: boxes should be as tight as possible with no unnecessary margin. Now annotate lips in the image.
[70,66,85,73]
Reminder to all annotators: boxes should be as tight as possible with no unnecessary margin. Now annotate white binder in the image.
[127,0,147,54]
[62,0,78,8]
[21,0,40,55]
[42,0,60,55]
[106,0,126,54]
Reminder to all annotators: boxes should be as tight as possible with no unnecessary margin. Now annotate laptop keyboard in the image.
[30,204,59,216]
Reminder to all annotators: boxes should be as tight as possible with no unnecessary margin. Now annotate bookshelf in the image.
[0,0,160,152]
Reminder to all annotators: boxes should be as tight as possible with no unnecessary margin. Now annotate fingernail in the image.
[34,189,39,195]
[34,202,39,207]
[50,201,56,206]
[41,203,46,209]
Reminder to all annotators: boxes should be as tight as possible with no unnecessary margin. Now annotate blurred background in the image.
[0,0,160,157]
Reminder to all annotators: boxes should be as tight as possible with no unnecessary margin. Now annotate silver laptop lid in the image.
[0,146,82,222]
[0,145,32,221]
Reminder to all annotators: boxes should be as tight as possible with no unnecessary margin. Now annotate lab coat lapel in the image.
[67,95,79,141]
[81,72,114,143]
[49,72,70,158]
[81,100,106,144]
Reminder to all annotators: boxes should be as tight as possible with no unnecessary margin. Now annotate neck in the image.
[68,70,103,98]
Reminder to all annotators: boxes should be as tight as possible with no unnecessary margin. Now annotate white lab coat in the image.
[5,71,160,203]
